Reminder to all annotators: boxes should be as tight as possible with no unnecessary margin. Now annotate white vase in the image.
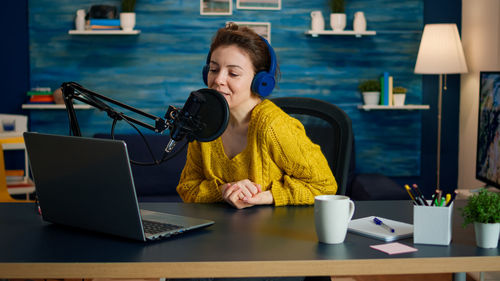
[120,12,136,31]
[393,93,406,106]
[362,91,380,105]
[330,13,346,31]
[311,11,325,32]
[75,9,86,31]
[474,222,500,248]
[353,11,367,32]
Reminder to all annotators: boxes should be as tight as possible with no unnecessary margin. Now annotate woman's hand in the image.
[221,179,273,209]
[242,190,274,206]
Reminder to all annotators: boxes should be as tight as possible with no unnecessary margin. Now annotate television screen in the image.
[476,71,500,189]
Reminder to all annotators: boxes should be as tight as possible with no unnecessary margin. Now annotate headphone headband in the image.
[259,36,277,80]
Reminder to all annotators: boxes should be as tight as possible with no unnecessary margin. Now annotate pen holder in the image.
[413,202,453,245]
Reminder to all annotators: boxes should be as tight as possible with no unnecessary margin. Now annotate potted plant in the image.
[358,80,381,105]
[329,0,346,31]
[393,86,407,106]
[120,0,136,31]
[461,188,500,248]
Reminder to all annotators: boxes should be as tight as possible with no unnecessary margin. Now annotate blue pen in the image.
[373,217,395,233]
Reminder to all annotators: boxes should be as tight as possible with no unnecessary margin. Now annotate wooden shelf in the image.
[358,104,430,111]
[22,104,93,110]
[68,30,140,35]
[305,30,376,38]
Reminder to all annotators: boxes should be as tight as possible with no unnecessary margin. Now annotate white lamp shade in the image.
[414,24,468,74]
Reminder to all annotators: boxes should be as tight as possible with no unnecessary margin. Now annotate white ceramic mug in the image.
[314,195,355,244]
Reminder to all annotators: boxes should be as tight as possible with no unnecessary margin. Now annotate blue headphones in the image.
[202,36,277,97]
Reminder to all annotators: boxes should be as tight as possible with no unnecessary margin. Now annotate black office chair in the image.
[271,97,353,196]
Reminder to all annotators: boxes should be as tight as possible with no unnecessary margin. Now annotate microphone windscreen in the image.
[192,88,229,142]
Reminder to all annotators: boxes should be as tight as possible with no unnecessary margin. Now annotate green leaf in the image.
[460,188,500,227]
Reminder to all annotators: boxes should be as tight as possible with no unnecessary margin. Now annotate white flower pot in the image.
[330,13,346,31]
[474,222,500,248]
[120,12,136,31]
[393,93,406,106]
[362,91,380,105]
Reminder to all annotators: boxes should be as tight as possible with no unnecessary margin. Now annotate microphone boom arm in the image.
[61,82,172,136]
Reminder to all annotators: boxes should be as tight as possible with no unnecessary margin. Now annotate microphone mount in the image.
[61,82,175,137]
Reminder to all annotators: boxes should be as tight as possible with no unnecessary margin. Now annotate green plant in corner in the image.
[461,188,500,227]
[393,86,407,94]
[330,0,345,13]
[122,0,136,12]
[358,80,381,92]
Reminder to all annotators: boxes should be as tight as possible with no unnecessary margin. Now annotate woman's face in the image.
[207,45,256,109]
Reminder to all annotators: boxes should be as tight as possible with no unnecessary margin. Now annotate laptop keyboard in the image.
[143,220,183,234]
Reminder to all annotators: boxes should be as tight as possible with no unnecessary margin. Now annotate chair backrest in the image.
[271,97,353,195]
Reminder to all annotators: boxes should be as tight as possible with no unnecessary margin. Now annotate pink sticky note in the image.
[370,242,418,255]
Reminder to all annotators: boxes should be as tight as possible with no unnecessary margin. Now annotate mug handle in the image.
[347,200,355,221]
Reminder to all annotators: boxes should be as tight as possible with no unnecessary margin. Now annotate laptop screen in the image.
[24,132,146,240]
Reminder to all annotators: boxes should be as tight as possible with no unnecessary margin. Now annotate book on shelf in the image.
[6,169,24,178]
[31,87,51,92]
[89,19,120,26]
[27,91,52,96]
[28,95,54,103]
[27,88,54,103]
[379,72,394,106]
[90,25,121,30]
[388,75,393,106]
[7,178,35,189]
[89,19,121,30]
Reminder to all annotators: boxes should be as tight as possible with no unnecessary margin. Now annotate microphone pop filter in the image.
[188,88,229,142]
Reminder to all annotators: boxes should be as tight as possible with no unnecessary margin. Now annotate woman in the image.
[176,23,337,209]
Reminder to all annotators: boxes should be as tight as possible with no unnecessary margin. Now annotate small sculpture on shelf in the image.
[310,11,325,32]
[353,11,366,32]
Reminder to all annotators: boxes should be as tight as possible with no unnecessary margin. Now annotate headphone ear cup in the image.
[252,71,276,97]
[202,64,209,86]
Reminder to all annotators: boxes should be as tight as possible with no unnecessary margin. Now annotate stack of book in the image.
[27,87,54,104]
[379,72,394,106]
[6,170,35,197]
[89,19,120,30]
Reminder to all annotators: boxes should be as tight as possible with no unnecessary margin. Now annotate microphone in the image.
[164,88,229,152]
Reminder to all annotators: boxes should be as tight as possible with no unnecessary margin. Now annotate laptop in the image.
[23,132,214,241]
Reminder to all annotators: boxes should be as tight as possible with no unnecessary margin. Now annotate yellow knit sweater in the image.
[176,99,337,206]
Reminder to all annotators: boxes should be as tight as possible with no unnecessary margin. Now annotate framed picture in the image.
[229,21,271,43]
[200,0,232,15]
[237,0,281,10]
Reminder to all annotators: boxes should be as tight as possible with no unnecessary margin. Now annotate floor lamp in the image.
[414,24,468,191]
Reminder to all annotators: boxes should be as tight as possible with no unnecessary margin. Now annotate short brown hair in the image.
[209,22,280,85]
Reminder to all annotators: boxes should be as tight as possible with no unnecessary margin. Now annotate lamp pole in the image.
[436,74,443,190]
